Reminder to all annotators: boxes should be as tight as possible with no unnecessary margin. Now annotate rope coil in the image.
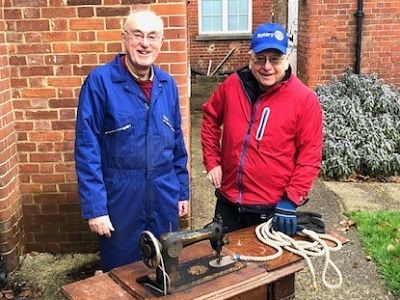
[233,219,343,289]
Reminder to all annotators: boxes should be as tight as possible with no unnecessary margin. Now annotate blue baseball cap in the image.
[250,23,288,54]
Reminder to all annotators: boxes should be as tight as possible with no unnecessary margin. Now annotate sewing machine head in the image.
[138,215,241,295]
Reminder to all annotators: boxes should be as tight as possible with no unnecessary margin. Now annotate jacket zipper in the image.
[236,75,261,204]
[104,124,132,135]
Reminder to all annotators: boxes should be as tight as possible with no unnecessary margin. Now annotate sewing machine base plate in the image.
[137,255,246,297]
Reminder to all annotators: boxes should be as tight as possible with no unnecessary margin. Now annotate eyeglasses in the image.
[124,29,161,43]
[251,54,286,66]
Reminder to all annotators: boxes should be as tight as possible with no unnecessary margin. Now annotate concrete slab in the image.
[323,182,400,212]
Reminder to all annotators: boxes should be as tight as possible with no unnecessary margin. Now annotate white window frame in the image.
[198,0,252,35]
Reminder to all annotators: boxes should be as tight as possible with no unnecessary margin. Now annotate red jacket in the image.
[201,67,323,206]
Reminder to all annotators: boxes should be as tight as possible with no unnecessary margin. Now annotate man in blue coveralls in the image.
[75,8,190,271]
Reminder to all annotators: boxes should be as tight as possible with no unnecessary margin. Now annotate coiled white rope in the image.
[232,219,343,289]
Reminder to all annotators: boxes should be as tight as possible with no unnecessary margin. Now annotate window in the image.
[199,0,252,35]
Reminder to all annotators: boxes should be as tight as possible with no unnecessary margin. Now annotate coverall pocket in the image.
[162,115,175,149]
[103,121,136,157]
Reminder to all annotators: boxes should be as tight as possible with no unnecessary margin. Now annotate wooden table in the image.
[62,226,304,300]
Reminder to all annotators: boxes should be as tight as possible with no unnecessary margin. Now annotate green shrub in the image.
[316,69,400,179]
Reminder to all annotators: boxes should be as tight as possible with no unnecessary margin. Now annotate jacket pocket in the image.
[162,115,175,148]
[103,120,136,157]
[104,124,132,135]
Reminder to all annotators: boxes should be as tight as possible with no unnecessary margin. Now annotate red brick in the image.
[26,111,58,120]
[53,43,69,53]
[17,143,36,152]
[70,43,105,53]
[22,205,41,215]
[42,7,77,18]
[41,204,59,213]
[122,0,154,3]
[170,63,187,74]
[16,20,49,32]
[48,77,82,88]
[4,9,22,19]
[21,88,56,98]
[49,98,78,108]
[10,56,26,66]
[80,54,99,64]
[152,3,186,15]
[33,193,66,204]
[78,31,95,42]
[158,51,186,63]
[78,7,94,18]
[97,31,122,41]
[64,131,76,141]
[73,65,95,76]
[42,184,58,192]
[51,120,75,130]
[16,44,51,54]
[10,78,27,87]
[23,8,41,19]
[55,66,73,76]
[96,7,130,17]
[63,152,75,162]
[68,0,101,5]
[20,183,42,193]
[59,183,77,192]
[13,0,47,7]
[107,43,123,53]
[29,153,62,163]
[51,19,68,31]
[42,32,78,43]
[29,131,63,142]
[70,19,104,30]
[58,88,74,98]
[106,18,122,29]
[164,28,186,39]
[35,232,67,242]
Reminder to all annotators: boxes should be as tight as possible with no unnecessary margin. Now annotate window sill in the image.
[195,33,252,41]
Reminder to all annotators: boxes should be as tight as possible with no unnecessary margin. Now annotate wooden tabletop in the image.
[62,226,305,300]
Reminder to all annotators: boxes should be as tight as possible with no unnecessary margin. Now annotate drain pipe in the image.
[354,0,364,74]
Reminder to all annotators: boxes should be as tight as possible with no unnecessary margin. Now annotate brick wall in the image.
[188,0,274,76]
[0,2,24,272]
[2,0,189,268]
[297,0,400,88]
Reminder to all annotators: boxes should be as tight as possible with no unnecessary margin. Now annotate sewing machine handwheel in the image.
[139,231,161,269]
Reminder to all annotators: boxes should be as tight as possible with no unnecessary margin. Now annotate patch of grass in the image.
[349,211,400,296]
[9,253,100,300]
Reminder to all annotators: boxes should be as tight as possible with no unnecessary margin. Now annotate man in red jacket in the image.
[201,23,323,235]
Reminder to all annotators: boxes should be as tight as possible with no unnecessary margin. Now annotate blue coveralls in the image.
[75,54,190,271]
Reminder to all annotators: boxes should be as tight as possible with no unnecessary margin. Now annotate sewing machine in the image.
[137,215,244,295]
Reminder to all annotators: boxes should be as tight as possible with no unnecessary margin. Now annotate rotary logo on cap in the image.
[274,30,284,41]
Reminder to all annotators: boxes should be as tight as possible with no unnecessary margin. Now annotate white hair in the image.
[124,9,164,36]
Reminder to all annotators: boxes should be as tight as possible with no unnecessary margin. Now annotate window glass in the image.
[200,0,251,34]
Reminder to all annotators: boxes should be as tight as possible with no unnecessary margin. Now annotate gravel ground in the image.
[294,180,397,300]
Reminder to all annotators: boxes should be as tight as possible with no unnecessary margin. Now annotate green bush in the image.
[316,69,400,179]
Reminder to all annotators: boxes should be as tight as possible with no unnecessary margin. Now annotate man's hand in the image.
[178,200,188,216]
[272,197,297,235]
[207,165,222,188]
[88,215,115,238]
